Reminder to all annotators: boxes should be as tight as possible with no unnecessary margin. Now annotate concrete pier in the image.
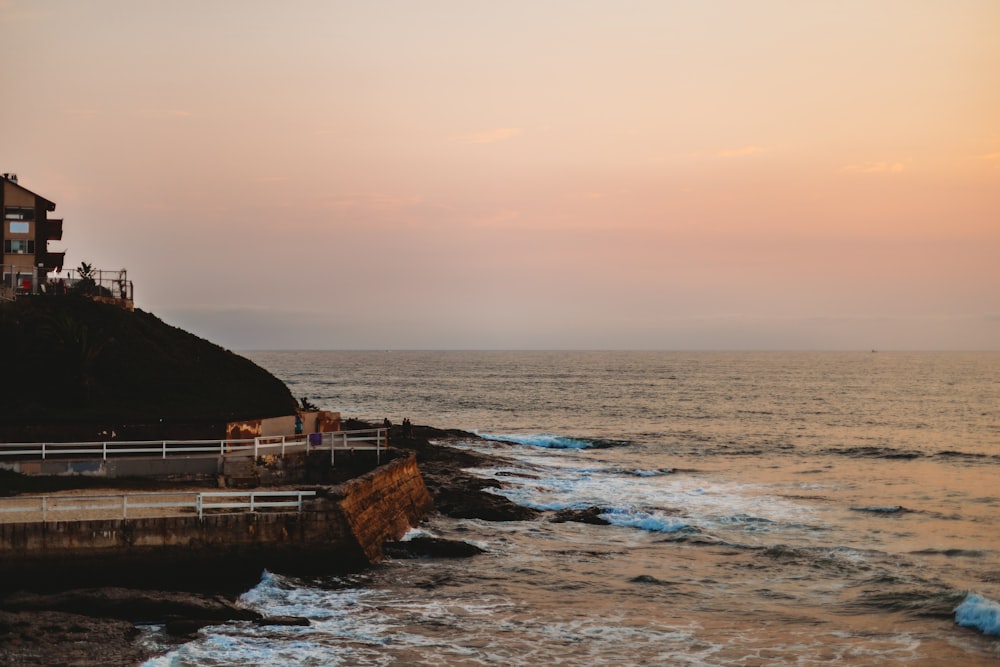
[0,453,434,592]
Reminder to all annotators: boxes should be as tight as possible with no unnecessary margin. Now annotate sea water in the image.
[143,351,1000,665]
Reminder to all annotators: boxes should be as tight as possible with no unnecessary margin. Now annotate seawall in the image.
[0,453,434,593]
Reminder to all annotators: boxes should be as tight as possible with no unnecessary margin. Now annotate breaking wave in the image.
[481,433,628,449]
[954,593,1000,636]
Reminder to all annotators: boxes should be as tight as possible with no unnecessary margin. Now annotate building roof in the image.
[1,174,57,211]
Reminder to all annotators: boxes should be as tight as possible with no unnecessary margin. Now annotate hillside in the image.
[0,296,297,441]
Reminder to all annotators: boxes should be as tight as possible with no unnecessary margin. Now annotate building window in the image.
[3,206,34,221]
[7,221,29,234]
[3,239,34,254]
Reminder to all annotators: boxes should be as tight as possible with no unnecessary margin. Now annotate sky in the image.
[2,0,998,350]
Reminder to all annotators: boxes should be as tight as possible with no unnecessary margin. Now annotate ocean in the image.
[143,351,1000,666]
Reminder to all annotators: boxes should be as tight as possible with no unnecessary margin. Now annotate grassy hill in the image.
[0,296,297,441]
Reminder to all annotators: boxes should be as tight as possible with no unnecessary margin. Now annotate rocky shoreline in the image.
[0,422,536,666]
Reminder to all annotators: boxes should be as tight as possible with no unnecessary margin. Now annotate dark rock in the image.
[1,587,261,624]
[164,617,216,637]
[0,609,150,667]
[551,507,611,525]
[384,536,485,559]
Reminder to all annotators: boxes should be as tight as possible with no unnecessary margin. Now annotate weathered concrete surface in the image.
[2,454,221,478]
[338,452,435,561]
[0,453,433,593]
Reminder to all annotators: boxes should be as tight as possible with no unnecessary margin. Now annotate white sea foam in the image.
[399,527,437,541]
[481,433,597,449]
[954,593,1000,636]
[468,448,813,538]
[627,468,674,477]
[239,570,366,621]
[598,507,689,533]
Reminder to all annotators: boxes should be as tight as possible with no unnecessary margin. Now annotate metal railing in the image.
[1,265,134,303]
[0,428,387,463]
[49,267,133,303]
[0,489,318,522]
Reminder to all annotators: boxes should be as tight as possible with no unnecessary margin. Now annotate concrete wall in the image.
[226,411,342,440]
[0,453,433,591]
[337,453,435,561]
[2,456,221,478]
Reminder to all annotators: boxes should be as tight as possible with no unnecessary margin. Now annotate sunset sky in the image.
[3,0,998,350]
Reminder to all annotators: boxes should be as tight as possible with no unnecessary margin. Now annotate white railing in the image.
[0,428,387,464]
[0,490,317,522]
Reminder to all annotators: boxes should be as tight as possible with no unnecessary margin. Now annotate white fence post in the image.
[122,495,128,520]
[41,496,47,521]
[197,493,203,519]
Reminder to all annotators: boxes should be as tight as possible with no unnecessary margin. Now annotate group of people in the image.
[383,417,414,439]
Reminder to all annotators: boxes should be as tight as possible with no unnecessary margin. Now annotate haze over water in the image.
[146,351,1000,666]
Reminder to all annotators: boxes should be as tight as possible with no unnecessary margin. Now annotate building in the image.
[1,173,65,296]
[1,173,132,306]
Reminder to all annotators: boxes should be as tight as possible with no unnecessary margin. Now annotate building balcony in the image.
[43,251,66,272]
[42,218,63,241]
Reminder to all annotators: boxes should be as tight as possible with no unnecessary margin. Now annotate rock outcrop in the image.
[0,296,298,441]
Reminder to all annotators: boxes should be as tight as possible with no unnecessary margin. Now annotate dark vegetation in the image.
[0,296,297,441]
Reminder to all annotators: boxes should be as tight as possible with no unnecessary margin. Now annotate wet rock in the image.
[1,587,261,624]
[163,618,215,637]
[0,609,150,667]
[384,536,485,559]
[551,507,611,525]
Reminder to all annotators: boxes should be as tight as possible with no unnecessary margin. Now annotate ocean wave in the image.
[598,507,690,533]
[934,450,1000,463]
[481,433,628,449]
[400,527,438,541]
[823,446,923,460]
[623,468,674,477]
[239,571,365,621]
[850,505,909,514]
[909,548,985,558]
[954,593,1000,636]
[471,457,813,537]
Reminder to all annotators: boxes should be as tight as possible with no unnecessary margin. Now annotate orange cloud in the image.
[454,127,522,144]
